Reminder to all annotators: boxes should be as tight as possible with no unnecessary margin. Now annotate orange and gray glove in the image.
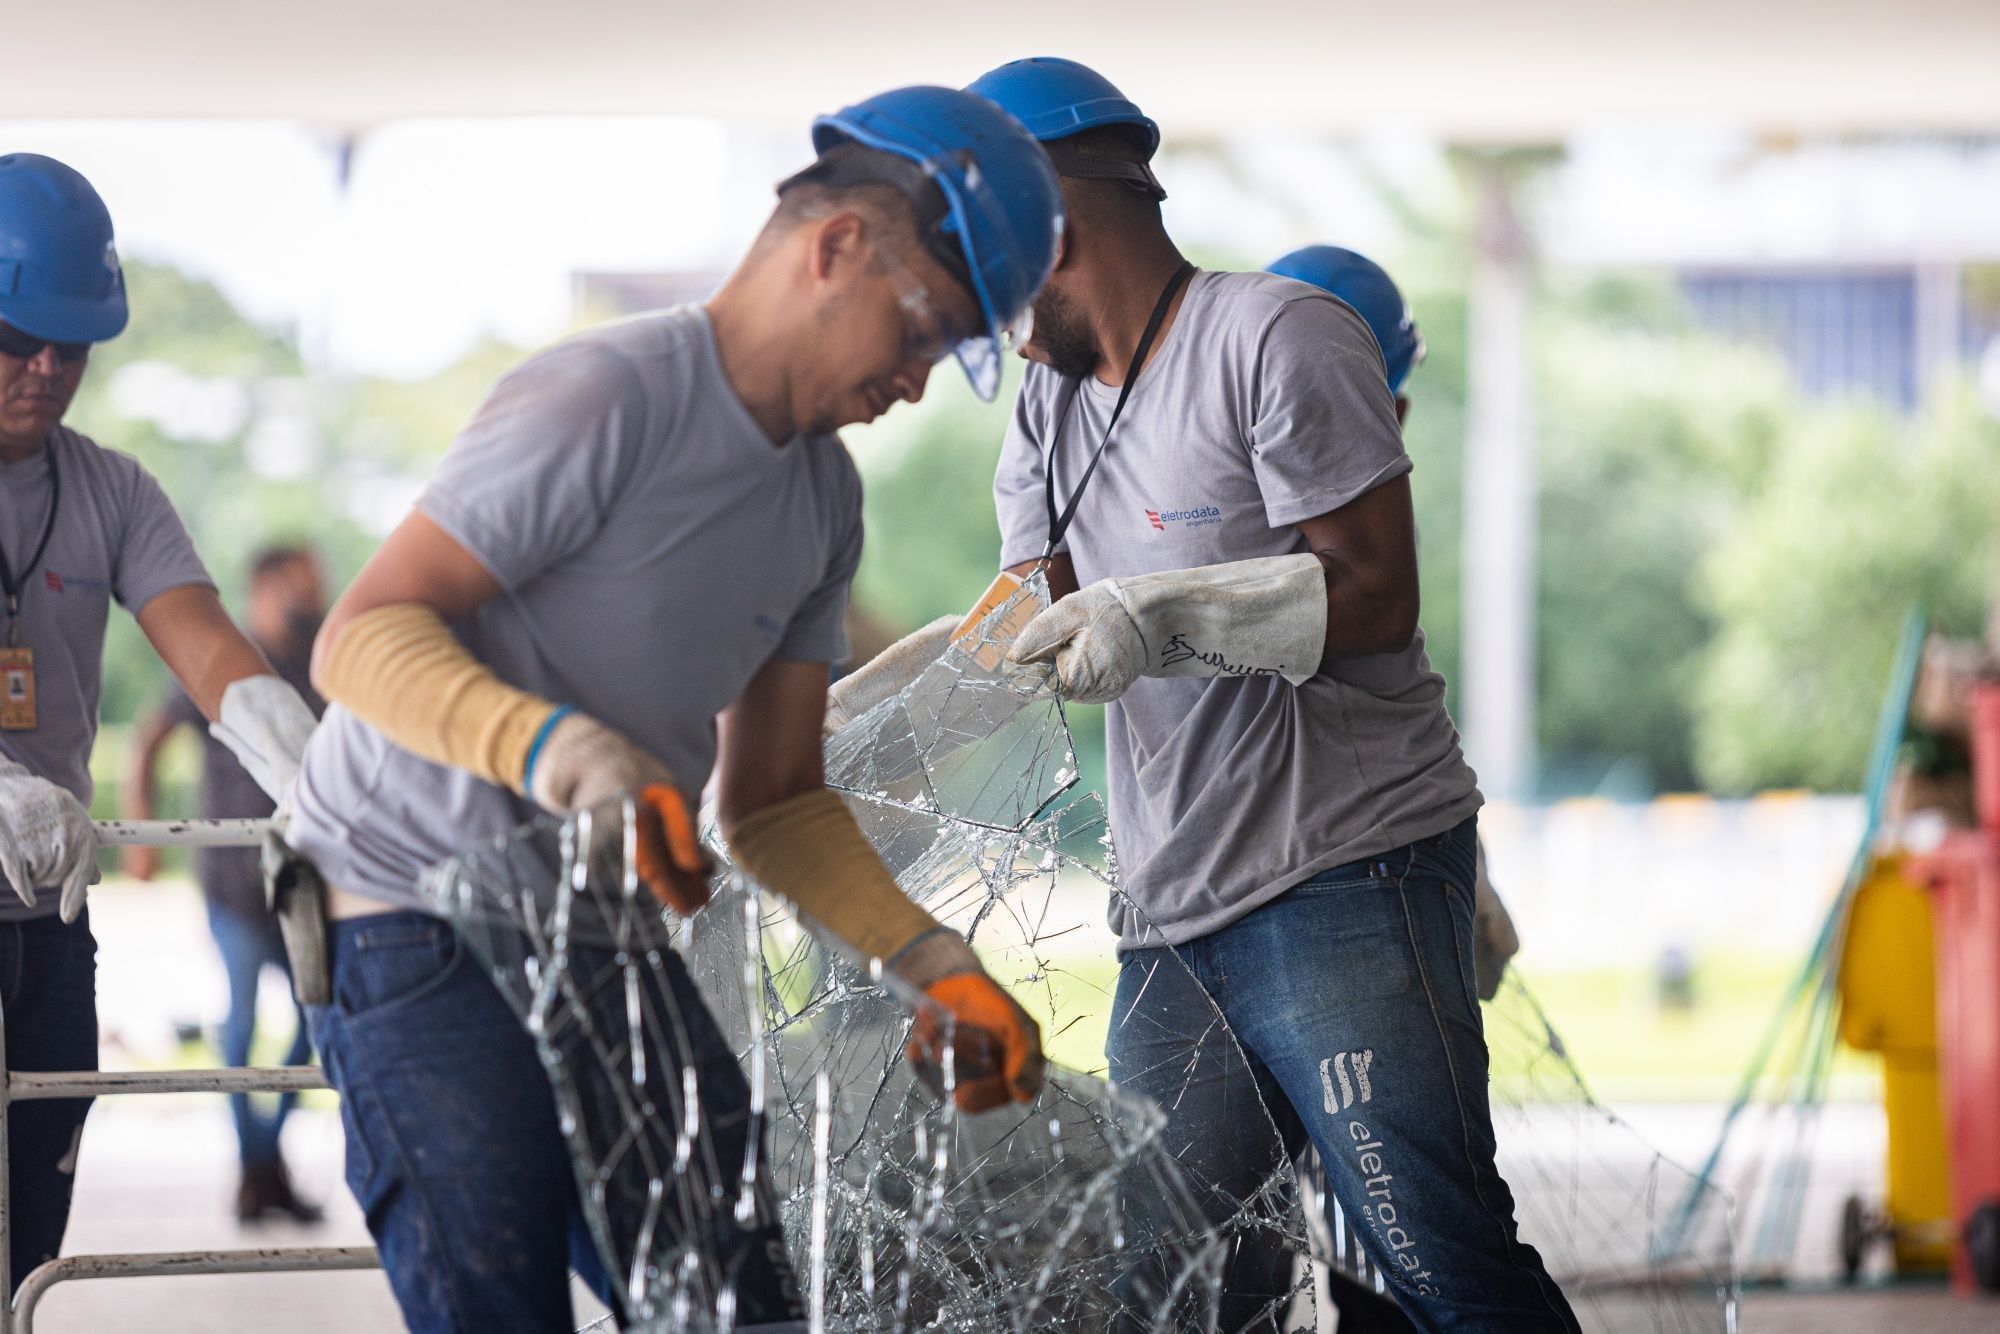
[727,787,1045,1114]
[524,709,711,915]
[319,603,710,914]
[892,926,1044,1113]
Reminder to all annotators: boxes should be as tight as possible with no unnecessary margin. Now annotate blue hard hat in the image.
[1267,245,1425,394]
[813,86,1063,402]
[966,58,1159,158]
[0,153,128,344]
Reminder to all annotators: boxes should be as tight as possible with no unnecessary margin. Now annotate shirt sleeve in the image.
[992,370,1062,568]
[418,339,649,593]
[1249,295,1413,528]
[773,447,862,666]
[112,458,215,614]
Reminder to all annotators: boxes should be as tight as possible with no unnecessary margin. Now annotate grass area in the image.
[124,886,1874,1113]
[1004,944,1881,1107]
[1520,951,1881,1104]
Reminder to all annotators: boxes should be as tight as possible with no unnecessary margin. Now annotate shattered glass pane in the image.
[1479,980,1739,1330]
[422,572,1737,1332]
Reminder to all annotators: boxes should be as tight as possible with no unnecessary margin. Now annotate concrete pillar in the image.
[1459,155,1539,801]
[1912,259,1962,405]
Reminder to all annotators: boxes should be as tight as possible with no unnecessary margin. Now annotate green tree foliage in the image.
[1532,283,1795,793]
[1694,382,2000,792]
[1397,277,1470,699]
[60,253,1995,808]
[57,262,523,735]
[62,261,320,729]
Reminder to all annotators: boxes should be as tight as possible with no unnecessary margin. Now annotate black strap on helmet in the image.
[1042,132,1166,202]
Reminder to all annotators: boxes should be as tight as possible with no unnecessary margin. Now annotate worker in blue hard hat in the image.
[1269,243,1523,1009]
[840,60,1578,1331]
[0,153,321,1290]
[1268,244,1426,409]
[283,86,1063,1332]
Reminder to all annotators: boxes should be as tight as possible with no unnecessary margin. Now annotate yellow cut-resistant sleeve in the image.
[317,602,557,795]
[727,787,943,965]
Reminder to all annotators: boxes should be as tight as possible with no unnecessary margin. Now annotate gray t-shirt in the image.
[288,307,862,915]
[993,270,1482,948]
[0,426,215,921]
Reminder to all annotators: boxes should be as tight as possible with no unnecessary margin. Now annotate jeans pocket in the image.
[332,917,466,1025]
[1286,865,1382,898]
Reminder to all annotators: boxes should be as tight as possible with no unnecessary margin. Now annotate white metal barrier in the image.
[0,819,380,1332]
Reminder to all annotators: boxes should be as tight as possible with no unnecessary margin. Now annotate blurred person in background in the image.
[1265,245,1523,1005]
[124,544,327,1224]
[1266,244,1526,1331]
[0,153,317,1288]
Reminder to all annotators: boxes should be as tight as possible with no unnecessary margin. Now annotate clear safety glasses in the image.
[877,242,1032,402]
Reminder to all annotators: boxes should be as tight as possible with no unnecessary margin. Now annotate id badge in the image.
[951,571,1041,674]
[0,646,35,731]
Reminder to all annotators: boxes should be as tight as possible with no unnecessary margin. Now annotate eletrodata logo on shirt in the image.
[1144,505,1223,532]
[43,572,111,595]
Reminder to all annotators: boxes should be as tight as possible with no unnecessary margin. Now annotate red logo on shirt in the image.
[1146,509,1164,530]
[43,572,62,592]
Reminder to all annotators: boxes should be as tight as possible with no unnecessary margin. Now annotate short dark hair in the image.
[772,143,971,293]
[248,543,315,583]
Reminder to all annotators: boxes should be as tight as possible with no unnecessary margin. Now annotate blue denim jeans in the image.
[1108,817,1578,1333]
[0,912,98,1292]
[207,903,310,1168]
[308,912,804,1334]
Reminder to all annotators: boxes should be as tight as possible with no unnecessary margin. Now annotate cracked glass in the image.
[423,573,1737,1332]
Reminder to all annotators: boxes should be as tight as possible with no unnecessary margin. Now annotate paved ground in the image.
[35,1100,2000,1332]
[1742,1285,2000,1332]
[37,1100,613,1332]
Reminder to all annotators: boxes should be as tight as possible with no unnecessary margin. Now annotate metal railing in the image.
[0,819,380,1332]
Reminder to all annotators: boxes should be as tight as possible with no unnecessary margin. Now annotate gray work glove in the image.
[211,674,320,805]
[0,757,99,921]
[1471,839,1522,1002]
[824,615,960,738]
[527,710,712,916]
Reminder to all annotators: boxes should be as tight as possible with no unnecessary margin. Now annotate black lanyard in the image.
[1041,261,1195,561]
[0,442,60,647]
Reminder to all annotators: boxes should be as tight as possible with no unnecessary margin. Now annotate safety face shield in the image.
[794,105,1063,403]
[916,154,1058,403]
[879,241,1033,404]
[947,299,1033,404]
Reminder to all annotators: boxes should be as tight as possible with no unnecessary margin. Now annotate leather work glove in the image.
[1009,554,1327,705]
[1006,582,1146,704]
[527,711,712,915]
[0,759,100,921]
[893,927,1045,1114]
[210,674,320,805]
[824,615,959,739]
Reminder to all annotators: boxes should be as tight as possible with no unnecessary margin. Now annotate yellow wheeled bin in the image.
[1835,854,1955,1276]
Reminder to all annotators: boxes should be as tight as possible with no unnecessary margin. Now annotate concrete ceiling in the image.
[9,1,2000,138]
